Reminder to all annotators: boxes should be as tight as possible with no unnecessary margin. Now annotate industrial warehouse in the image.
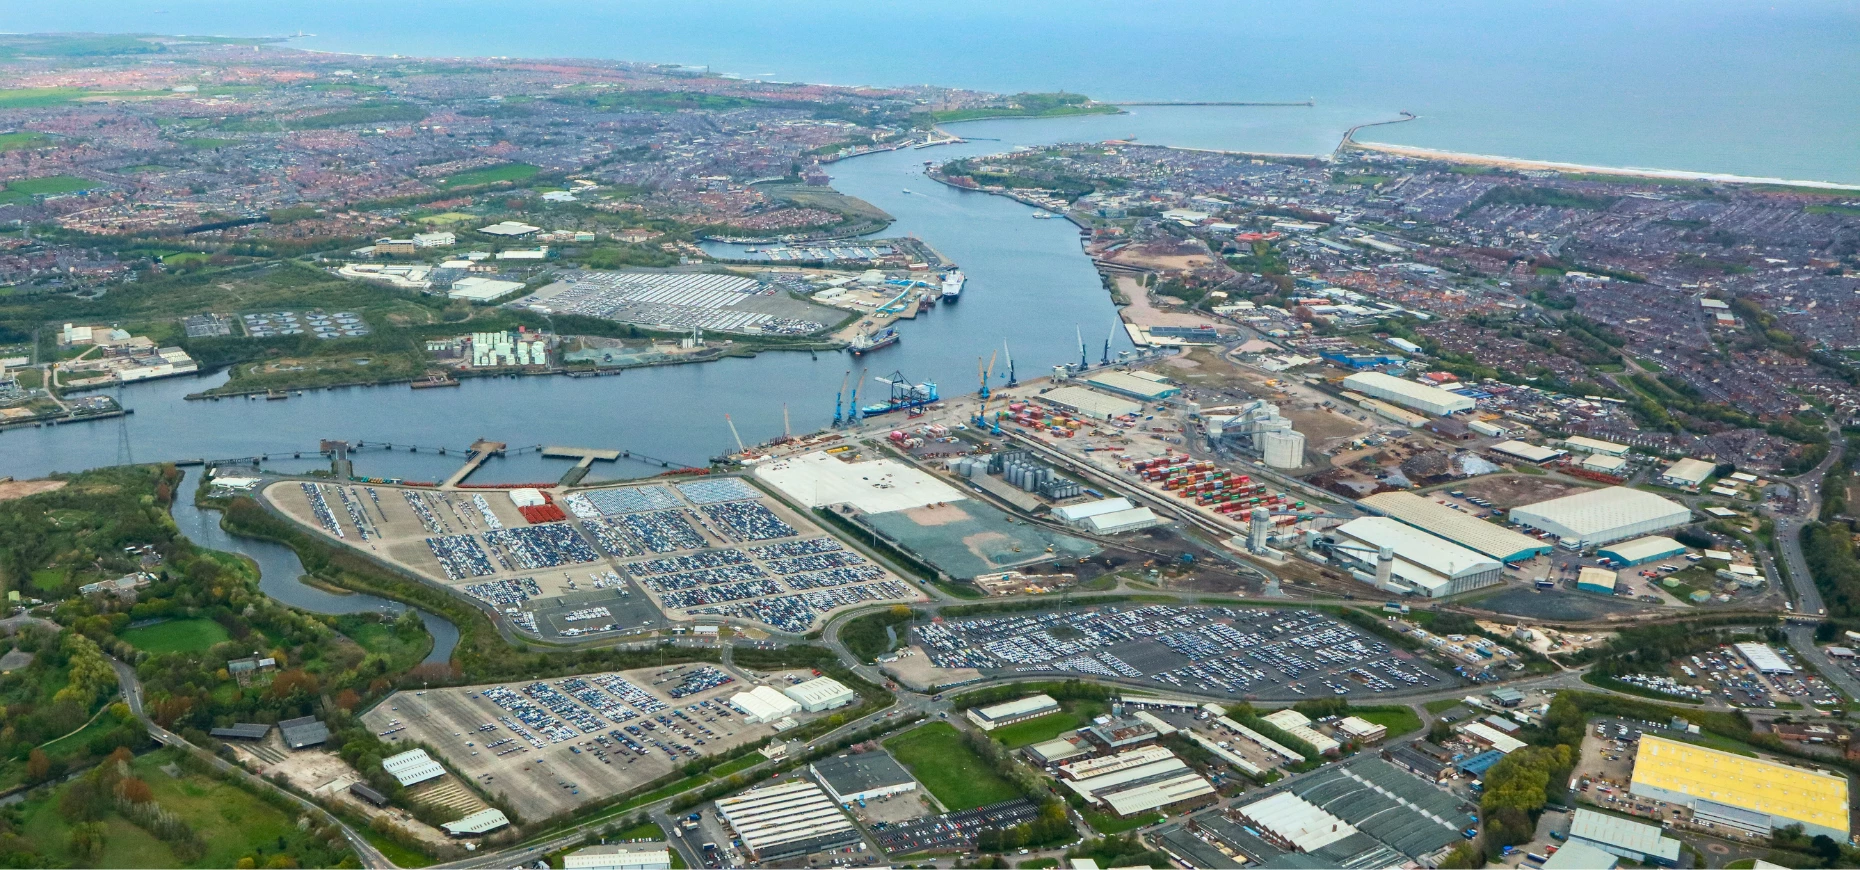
[1508,486,1692,548]
[1629,734,1850,840]
[1357,491,1551,563]
[714,779,860,860]
[1340,371,1475,416]
[1328,516,1505,598]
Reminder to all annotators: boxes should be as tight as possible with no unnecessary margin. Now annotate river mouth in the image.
[169,481,459,666]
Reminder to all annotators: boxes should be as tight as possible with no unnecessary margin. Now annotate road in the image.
[1769,424,1859,699]
[109,657,396,869]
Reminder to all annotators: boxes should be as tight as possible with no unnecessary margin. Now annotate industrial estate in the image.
[2,25,1860,870]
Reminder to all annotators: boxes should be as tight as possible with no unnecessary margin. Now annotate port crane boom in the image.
[724,414,747,456]
[1003,340,1017,387]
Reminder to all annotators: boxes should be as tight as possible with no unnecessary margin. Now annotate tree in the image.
[1429,719,1454,744]
[118,777,153,804]
[23,749,48,784]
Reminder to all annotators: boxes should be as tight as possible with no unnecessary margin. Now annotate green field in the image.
[884,722,1022,811]
[1352,706,1424,739]
[0,131,51,151]
[120,619,231,654]
[21,747,350,868]
[6,174,94,196]
[1422,698,1463,715]
[437,162,539,189]
[1083,808,1162,834]
[0,87,86,108]
[985,700,1105,748]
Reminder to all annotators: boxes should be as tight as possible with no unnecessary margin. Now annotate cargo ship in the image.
[940,270,965,300]
[849,326,899,355]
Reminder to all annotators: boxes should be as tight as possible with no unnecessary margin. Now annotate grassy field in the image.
[0,131,51,151]
[333,614,432,671]
[1083,808,1162,835]
[1352,706,1424,739]
[884,722,1022,811]
[21,747,347,868]
[1423,698,1463,715]
[6,174,94,196]
[120,618,232,654]
[437,162,539,189]
[984,700,1105,748]
[0,87,86,108]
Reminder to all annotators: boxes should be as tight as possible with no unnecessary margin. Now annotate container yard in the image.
[912,604,1452,700]
[360,664,806,819]
[263,474,921,639]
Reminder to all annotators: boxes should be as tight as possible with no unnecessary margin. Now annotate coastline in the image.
[1344,138,1860,192]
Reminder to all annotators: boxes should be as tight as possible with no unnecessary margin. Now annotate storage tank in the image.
[1260,429,1306,469]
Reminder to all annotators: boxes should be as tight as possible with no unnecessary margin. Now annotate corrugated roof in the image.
[442,808,509,835]
[975,694,1059,723]
[1568,808,1680,862]
[1492,440,1565,462]
[1631,734,1849,835]
[383,748,447,787]
[1341,372,1475,414]
[1511,487,1690,539]
[1358,491,1547,561]
[1040,385,1141,419]
[1335,516,1501,581]
[1601,536,1686,563]
[1541,840,1619,869]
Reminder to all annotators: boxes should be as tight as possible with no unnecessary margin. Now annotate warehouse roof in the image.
[279,715,328,749]
[564,844,674,870]
[1661,457,1717,486]
[1491,440,1566,463]
[1341,371,1475,413]
[1085,506,1160,534]
[974,694,1060,724]
[1568,809,1681,863]
[1100,771,1216,816]
[1235,791,1357,852]
[715,780,855,856]
[1053,498,1133,522]
[755,451,966,514]
[1083,370,1178,400]
[1459,722,1525,753]
[783,676,854,708]
[382,748,447,787]
[1358,492,1549,562]
[1334,516,1501,581]
[209,723,272,741]
[732,685,801,721]
[811,752,916,801]
[1039,385,1141,419]
[1601,536,1687,564]
[1511,487,1689,538]
[1541,840,1619,870]
[1734,642,1794,674]
[1563,435,1629,455]
[1577,567,1617,592]
[1631,734,1849,836]
[442,808,510,836]
[1583,454,1630,474]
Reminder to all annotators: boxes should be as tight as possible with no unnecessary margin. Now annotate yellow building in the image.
[1629,734,1850,839]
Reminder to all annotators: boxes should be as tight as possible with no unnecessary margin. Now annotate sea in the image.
[3,0,1858,481]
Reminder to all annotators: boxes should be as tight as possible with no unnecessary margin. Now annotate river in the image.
[169,479,460,665]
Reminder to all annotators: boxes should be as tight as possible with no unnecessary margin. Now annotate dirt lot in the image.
[227,734,454,847]
[1115,276,1226,329]
[359,664,806,821]
[1160,349,1374,453]
[881,646,981,691]
[0,478,65,502]
[1452,474,1593,510]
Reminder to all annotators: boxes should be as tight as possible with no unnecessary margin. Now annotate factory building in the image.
[1358,492,1550,563]
[1340,371,1475,416]
[731,685,803,723]
[1491,440,1566,464]
[714,779,859,860]
[1039,385,1142,420]
[967,694,1060,731]
[1055,498,1135,527]
[1659,457,1717,489]
[1583,454,1631,476]
[1331,517,1505,598]
[1509,487,1691,548]
[1261,709,1340,754]
[382,748,447,787]
[1228,758,1468,866]
[1629,734,1849,840]
[442,808,510,837]
[1562,436,1630,457]
[564,844,672,870]
[782,676,856,713]
[1057,746,1216,817]
[1566,808,1681,866]
[1336,716,1387,744]
[1083,370,1180,401]
[1577,567,1618,595]
[1734,642,1794,675]
[1598,536,1687,567]
[810,752,918,804]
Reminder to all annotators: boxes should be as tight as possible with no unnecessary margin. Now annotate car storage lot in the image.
[360,664,797,819]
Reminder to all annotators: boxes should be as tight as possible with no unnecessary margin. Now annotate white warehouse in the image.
[1509,486,1692,548]
[1332,517,1505,598]
[783,676,857,712]
[1340,372,1475,416]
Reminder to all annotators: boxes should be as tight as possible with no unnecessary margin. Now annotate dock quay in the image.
[541,445,622,487]
[443,439,507,488]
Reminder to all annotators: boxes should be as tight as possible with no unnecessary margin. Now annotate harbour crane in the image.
[832,371,849,427]
[782,404,791,441]
[1003,340,1017,388]
[978,349,998,399]
[724,413,748,457]
[1103,323,1115,367]
[844,366,868,426]
[1076,326,1087,371]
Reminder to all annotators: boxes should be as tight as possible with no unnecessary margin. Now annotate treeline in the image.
[838,606,918,662]
[947,679,1117,711]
